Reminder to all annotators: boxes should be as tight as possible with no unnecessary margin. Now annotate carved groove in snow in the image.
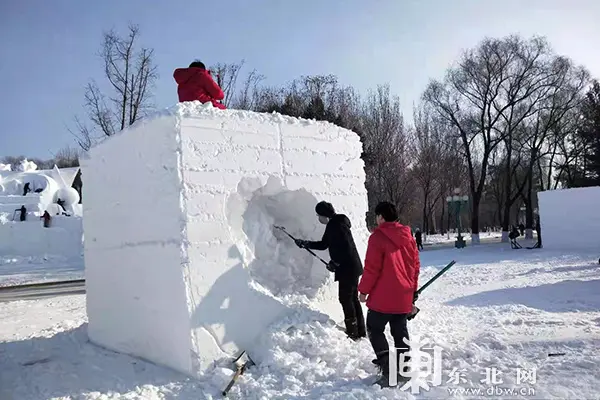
[226,176,329,299]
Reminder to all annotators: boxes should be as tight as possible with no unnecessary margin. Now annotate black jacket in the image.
[415,231,422,243]
[304,214,363,282]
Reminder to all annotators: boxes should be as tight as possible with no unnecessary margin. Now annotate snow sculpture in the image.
[0,165,83,257]
[0,166,80,214]
[17,158,38,172]
[81,101,369,378]
[538,186,600,251]
[54,187,80,207]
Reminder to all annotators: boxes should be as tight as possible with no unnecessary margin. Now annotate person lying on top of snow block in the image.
[173,60,226,109]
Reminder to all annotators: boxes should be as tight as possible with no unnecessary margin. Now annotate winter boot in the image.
[356,306,367,339]
[373,352,411,378]
[344,318,361,340]
[373,353,395,388]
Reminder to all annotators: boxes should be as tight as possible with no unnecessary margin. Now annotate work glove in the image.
[295,239,309,248]
[407,305,420,321]
[326,261,338,272]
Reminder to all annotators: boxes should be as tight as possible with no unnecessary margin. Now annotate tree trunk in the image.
[447,205,452,234]
[524,175,535,239]
[421,197,428,235]
[470,195,481,244]
[440,202,446,234]
[501,201,511,243]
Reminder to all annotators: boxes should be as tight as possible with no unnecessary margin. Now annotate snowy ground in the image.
[2,242,600,399]
[423,231,502,245]
[0,255,83,287]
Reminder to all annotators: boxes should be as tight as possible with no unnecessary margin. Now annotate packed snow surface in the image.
[2,243,600,399]
[0,255,83,287]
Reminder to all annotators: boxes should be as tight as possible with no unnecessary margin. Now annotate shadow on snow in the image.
[446,279,600,313]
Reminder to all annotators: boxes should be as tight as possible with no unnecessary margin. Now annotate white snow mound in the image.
[17,158,37,172]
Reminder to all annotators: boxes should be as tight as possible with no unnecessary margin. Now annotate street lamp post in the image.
[446,188,469,249]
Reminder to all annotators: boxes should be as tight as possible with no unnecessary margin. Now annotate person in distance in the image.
[294,201,367,341]
[173,60,226,109]
[358,201,420,387]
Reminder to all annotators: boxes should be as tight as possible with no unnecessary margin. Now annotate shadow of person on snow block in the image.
[446,279,600,313]
[189,246,294,363]
[189,176,335,367]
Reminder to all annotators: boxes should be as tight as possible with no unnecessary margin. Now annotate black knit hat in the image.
[315,201,335,218]
[189,60,206,69]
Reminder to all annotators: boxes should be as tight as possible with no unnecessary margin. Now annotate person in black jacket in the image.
[414,228,423,251]
[294,201,366,340]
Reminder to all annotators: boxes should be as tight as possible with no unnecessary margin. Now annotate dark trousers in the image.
[338,277,366,336]
[367,309,409,372]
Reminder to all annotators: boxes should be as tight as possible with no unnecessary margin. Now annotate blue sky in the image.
[1,0,599,159]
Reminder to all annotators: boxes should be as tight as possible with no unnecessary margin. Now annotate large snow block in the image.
[538,186,600,251]
[81,102,369,378]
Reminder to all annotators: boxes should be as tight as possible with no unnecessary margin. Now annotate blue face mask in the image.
[318,215,329,225]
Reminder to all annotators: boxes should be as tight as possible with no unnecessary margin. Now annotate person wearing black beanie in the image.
[294,201,366,340]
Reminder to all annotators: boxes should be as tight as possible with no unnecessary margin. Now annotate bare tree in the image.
[518,59,589,236]
[1,147,80,170]
[233,68,266,110]
[72,24,158,150]
[51,146,81,168]
[412,104,444,234]
[360,85,413,224]
[423,35,567,243]
[211,60,245,107]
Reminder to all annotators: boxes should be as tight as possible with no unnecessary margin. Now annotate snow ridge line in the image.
[0,278,84,290]
[175,117,198,374]
[277,122,287,186]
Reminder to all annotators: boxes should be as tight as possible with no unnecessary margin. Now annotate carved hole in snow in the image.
[226,176,330,299]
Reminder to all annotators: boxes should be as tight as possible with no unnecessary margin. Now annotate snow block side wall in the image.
[538,186,600,251]
[83,103,369,378]
[82,116,193,374]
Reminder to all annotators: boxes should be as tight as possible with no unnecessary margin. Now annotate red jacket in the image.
[173,67,226,109]
[358,222,420,314]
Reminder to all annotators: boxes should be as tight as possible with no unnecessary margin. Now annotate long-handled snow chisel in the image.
[222,350,255,397]
[273,225,336,270]
[408,260,456,321]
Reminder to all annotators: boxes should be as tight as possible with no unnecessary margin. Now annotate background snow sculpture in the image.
[16,158,38,172]
[81,102,369,378]
[0,166,83,258]
[538,186,600,251]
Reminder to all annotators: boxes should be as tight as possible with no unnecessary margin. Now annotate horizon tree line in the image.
[9,25,600,242]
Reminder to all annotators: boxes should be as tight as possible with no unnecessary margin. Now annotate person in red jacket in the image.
[358,201,420,387]
[173,61,226,109]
